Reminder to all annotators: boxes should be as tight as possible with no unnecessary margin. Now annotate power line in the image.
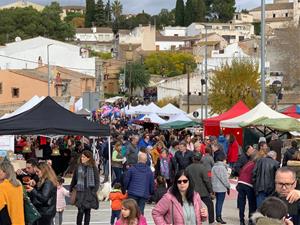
[0,54,95,72]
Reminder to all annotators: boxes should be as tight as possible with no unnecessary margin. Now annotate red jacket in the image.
[238,161,255,187]
[227,140,239,163]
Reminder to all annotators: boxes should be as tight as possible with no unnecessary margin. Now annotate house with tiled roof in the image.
[249,0,300,29]
[0,66,95,105]
[75,27,131,54]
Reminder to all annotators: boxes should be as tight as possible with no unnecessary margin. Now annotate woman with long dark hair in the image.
[152,170,207,225]
[70,150,100,225]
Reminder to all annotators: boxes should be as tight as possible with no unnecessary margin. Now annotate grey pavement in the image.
[62,199,243,225]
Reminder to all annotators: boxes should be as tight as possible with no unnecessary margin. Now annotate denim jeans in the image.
[215,192,226,218]
[110,210,120,225]
[237,183,257,223]
[128,195,147,214]
[112,167,123,187]
[256,191,268,208]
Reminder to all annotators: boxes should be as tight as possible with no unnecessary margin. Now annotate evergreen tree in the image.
[211,0,235,22]
[184,0,194,26]
[175,0,184,26]
[85,0,95,27]
[105,0,112,23]
[193,0,205,22]
[94,0,106,26]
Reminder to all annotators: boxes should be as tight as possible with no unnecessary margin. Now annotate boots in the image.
[216,216,227,224]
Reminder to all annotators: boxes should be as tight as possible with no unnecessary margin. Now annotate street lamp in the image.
[47,44,54,96]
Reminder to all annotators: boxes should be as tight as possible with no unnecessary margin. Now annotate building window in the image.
[219,49,224,54]
[171,45,176,51]
[286,13,288,17]
[0,83,2,94]
[239,36,245,41]
[236,14,239,20]
[156,45,160,51]
[12,88,19,98]
[273,13,276,18]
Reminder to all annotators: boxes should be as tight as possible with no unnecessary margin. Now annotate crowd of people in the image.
[0,110,300,225]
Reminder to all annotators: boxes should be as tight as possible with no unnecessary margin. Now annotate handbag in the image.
[23,189,41,224]
[70,189,77,205]
[0,206,12,225]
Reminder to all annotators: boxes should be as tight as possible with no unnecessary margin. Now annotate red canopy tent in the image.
[203,101,249,145]
[282,105,300,118]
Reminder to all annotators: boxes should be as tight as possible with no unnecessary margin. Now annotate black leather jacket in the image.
[253,156,280,195]
[30,179,57,217]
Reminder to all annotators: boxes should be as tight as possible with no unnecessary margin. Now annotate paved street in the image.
[62,192,243,225]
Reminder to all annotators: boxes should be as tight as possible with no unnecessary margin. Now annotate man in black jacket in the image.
[232,145,256,177]
[174,141,193,171]
[253,151,280,207]
[186,152,214,224]
[282,140,298,166]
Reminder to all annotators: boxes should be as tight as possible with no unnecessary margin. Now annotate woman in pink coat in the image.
[152,170,208,225]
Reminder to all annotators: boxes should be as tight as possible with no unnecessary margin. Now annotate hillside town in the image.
[0,0,299,225]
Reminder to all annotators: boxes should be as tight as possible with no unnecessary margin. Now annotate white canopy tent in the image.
[168,113,192,123]
[134,102,163,115]
[220,102,291,128]
[159,103,186,116]
[137,113,167,125]
[1,95,45,119]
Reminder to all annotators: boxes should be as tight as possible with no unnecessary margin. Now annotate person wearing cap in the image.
[186,152,215,225]
[269,133,283,163]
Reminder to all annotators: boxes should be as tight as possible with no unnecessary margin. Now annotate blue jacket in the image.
[137,138,152,150]
[124,163,154,199]
[218,135,228,155]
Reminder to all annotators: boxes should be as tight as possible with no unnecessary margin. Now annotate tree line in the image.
[175,0,236,26]
[0,2,74,45]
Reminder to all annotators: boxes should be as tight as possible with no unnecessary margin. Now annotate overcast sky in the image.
[1,0,275,15]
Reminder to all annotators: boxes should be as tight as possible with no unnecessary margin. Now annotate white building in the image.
[75,27,115,53]
[249,0,300,29]
[155,32,186,51]
[159,26,187,36]
[187,22,254,44]
[0,36,95,76]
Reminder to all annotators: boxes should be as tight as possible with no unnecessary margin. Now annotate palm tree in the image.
[111,0,122,20]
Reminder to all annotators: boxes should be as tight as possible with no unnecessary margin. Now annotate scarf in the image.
[160,158,169,179]
[76,165,95,191]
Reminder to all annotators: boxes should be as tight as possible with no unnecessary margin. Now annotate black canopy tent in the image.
[0,96,109,136]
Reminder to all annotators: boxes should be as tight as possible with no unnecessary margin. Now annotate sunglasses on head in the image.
[177,179,189,184]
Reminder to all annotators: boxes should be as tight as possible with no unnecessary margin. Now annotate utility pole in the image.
[47,44,54,96]
[187,64,190,114]
[261,0,266,102]
[95,58,104,101]
[204,25,208,119]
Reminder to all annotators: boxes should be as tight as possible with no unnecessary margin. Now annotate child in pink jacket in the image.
[55,177,69,225]
[115,199,147,225]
